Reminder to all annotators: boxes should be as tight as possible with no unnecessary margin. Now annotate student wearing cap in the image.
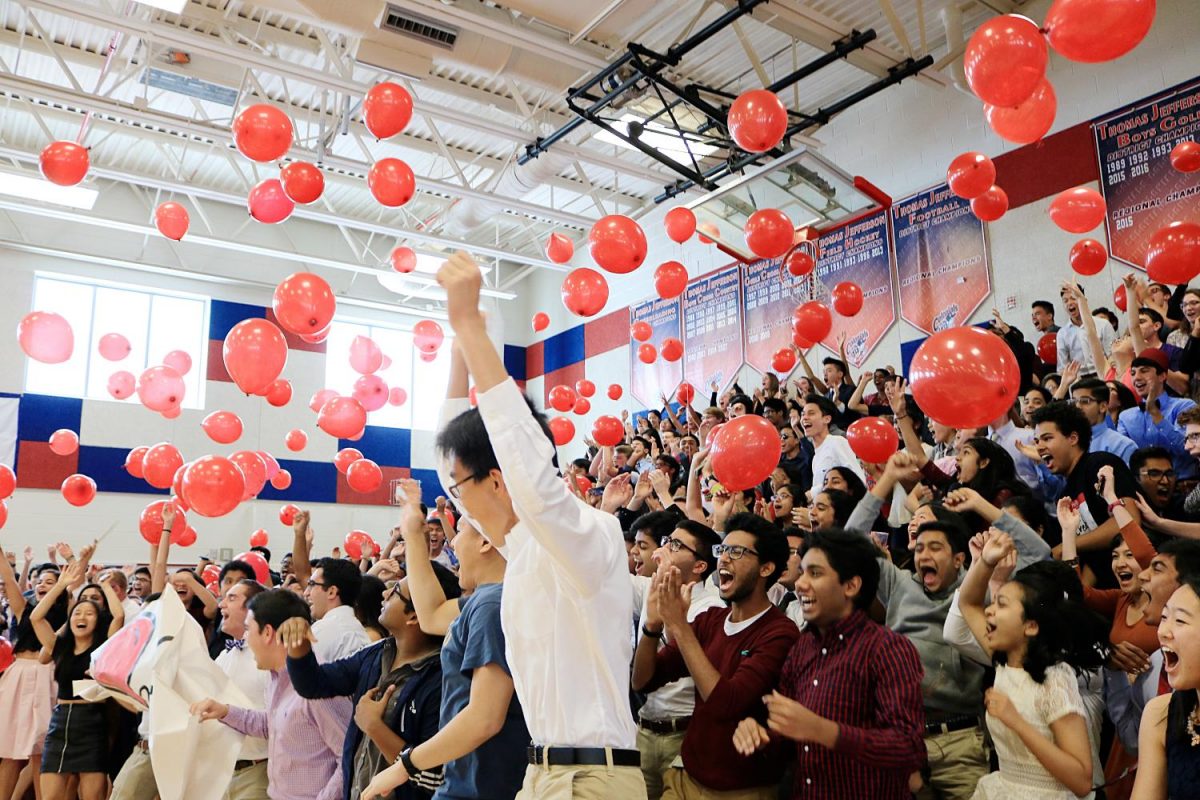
[1118,348,1198,482]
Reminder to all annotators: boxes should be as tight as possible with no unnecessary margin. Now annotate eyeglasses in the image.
[307,580,328,589]
[447,472,483,500]
[713,543,759,561]
[661,536,699,556]
[1186,432,1200,444]
[787,546,801,557]
[1141,468,1177,481]
[1069,396,1099,406]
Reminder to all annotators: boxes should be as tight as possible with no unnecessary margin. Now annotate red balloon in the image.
[727,89,788,153]
[561,268,609,318]
[1172,141,1200,174]
[588,215,648,274]
[388,387,408,407]
[163,350,192,376]
[545,233,574,264]
[772,348,797,374]
[677,383,696,405]
[638,343,658,364]
[334,447,363,474]
[230,450,267,499]
[661,337,683,362]
[709,415,782,492]
[413,320,444,354]
[368,158,416,207]
[280,162,324,204]
[234,551,270,585]
[971,185,1009,222]
[573,397,591,415]
[793,302,832,343]
[107,370,135,400]
[39,141,89,186]
[909,326,1020,428]
[549,416,575,446]
[273,272,335,336]
[631,321,653,342]
[266,379,292,408]
[593,415,623,446]
[318,396,368,439]
[143,442,183,490]
[548,385,577,413]
[249,529,269,548]
[664,207,697,243]
[1146,222,1200,285]
[575,380,596,398]
[985,79,1057,145]
[224,319,287,396]
[18,311,73,364]
[137,365,185,413]
[744,208,794,260]
[390,246,417,273]
[350,336,383,375]
[607,384,623,401]
[794,330,813,350]
[343,532,376,561]
[1049,187,1107,233]
[697,222,720,244]
[98,333,131,361]
[964,14,1048,107]
[353,374,388,412]
[139,499,186,544]
[846,417,899,464]
[154,202,189,240]
[346,459,383,493]
[232,104,293,162]
[175,464,191,511]
[831,282,864,316]
[1037,332,1059,365]
[654,260,688,300]
[0,499,6,530]
[532,312,550,332]
[258,451,280,481]
[946,152,997,200]
[49,429,78,456]
[61,474,96,507]
[363,82,413,139]
[0,465,13,499]
[173,525,197,548]
[125,446,149,479]
[279,503,300,525]
[0,637,11,672]
[1114,283,1128,312]
[247,178,294,224]
[785,249,815,277]
[1069,239,1108,275]
[201,564,221,585]
[1044,0,1155,63]
[285,428,307,452]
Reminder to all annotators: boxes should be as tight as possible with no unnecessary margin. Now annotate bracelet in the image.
[397,746,418,773]
[641,623,665,641]
[1107,500,1123,513]
[1063,557,1080,568]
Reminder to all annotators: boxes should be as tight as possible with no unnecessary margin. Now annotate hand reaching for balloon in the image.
[396,479,427,545]
[161,503,176,531]
[436,251,484,332]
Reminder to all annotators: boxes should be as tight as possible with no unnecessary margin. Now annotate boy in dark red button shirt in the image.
[733,528,926,798]
[632,513,799,800]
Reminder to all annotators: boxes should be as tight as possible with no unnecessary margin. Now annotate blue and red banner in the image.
[813,210,896,367]
[741,256,807,375]
[629,296,683,409]
[892,184,990,335]
[683,266,743,394]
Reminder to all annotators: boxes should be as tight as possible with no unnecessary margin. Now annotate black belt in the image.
[924,715,978,736]
[638,716,690,734]
[527,746,640,768]
[234,758,266,771]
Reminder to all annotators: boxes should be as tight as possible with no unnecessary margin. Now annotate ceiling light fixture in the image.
[135,0,189,13]
[594,113,718,160]
[376,270,515,301]
[0,171,98,210]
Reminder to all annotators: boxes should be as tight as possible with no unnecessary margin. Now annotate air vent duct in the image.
[381,5,459,50]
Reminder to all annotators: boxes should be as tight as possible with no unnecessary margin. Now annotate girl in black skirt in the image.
[31,559,124,800]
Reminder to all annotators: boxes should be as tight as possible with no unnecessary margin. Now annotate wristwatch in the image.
[641,623,665,641]
[397,746,418,774]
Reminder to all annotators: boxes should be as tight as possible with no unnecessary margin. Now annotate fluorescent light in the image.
[410,251,490,276]
[595,113,717,159]
[376,271,515,301]
[0,171,98,210]
[136,0,188,12]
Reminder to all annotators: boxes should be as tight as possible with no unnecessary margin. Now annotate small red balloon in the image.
[576,379,596,398]
[280,162,324,204]
[545,233,574,264]
[0,465,14,499]
[964,14,1048,107]
[143,442,184,490]
[39,141,89,186]
[985,79,1057,145]
[232,104,293,163]
[664,207,697,243]
[413,320,444,355]
[234,551,270,584]
[1172,141,1200,174]
[346,459,383,493]
[279,503,300,525]
[343,531,376,561]
[588,215,648,274]
[593,415,623,446]
[61,474,96,507]
[139,498,186,543]
[573,397,591,415]
[363,82,413,139]
[368,158,416,207]
[548,385,577,413]
[831,282,864,317]
[971,185,1009,222]
[224,318,288,396]
[1037,332,1059,365]
[247,178,295,224]
[631,321,653,342]
[772,348,797,374]
[1146,222,1200,285]
[709,415,782,491]
[727,89,788,153]
[285,429,307,452]
[318,397,368,439]
[1069,239,1108,276]
[549,416,575,446]
[249,529,269,548]
[266,379,292,408]
[230,451,268,499]
[1114,283,1128,312]
[661,337,684,362]
[744,208,794,260]
[785,249,815,277]
[334,447,364,475]
[607,384,623,401]
[946,152,997,200]
[532,312,550,332]
[390,246,417,273]
[638,343,658,364]
[793,302,832,343]
[155,202,190,240]
[561,268,609,318]
[677,383,696,405]
[49,429,78,456]
[125,446,149,479]
[846,417,899,464]
[271,468,292,491]
[654,260,688,300]
[1049,187,1107,233]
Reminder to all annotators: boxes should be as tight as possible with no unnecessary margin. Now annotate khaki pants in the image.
[224,761,269,800]
[110,747,158,800]
[661,768,776,800]
[637,728,685,800]
[916,725,989,800]
[515,761,647,799]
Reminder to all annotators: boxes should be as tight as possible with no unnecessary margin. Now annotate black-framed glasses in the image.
[307,580,328,589]
[713,543,759,561]
[447,473,483,500]
[1141,468,1177,481]
[1069,396,1099,406]
[1186,432,1200,444]
[661,536,698,556]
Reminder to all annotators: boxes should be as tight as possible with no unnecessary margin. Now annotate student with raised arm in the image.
[433,251,645,798]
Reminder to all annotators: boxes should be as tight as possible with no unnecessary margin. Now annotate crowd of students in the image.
[3,258,1200,800]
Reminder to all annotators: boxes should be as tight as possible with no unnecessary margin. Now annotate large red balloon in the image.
[1037,332,1058,365]
[727,89,788,153]
[39,141,89,186]
[588,215,647,274]
[232,104,293,163]
[61,474,96,507]
[1146,222,1200,285]
[318,396,368,439]
[654,260,688,300]
[661,337,683,362]
[125,446,149,479]
[846,417,899,464]
[136,365,185,413]
[971,185,1009,222]
[532,312,550,332]
[247,178,295,224]
[792,302,832,343]
[343,532,376,562]
[561,268,609,317]
[630,321,653,342]
[234,551,270,585]
[346,459,383,493]
[230,450,268,499]
[1049,187,1107,233]
[607,384,623,401]
[772,347,797,374]
[545,233,574,264]
[946,152,997,200]
[1069,239,1108,275]
[1172,141,1200,174]
[223,319,287,396]
[592,415,624,447]
[548,385,577,413]
[638,343,658,364]
[139,498,186,544]
[709,415,782,492]
[548,416,575,446]
[368,158,416,207]
[785,249,815,277]
[985,79,1057,145]
[963,14,1048,107]
[143,442,183,490]
[744,208,794,260]
[909,326,1020,428]
[18,311,73,364]
[155,202,190,240]
[664,207,696,243]
[363,82,413,139]
[831,282,864,316]
[1044,0,1156,63]
[280,162,324,204]
[273,272,336,336]
[0,465,14,499]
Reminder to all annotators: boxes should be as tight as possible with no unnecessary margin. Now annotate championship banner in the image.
[1093,77,1200,269]
[629,296,683,408]
[741,256,807,376]
[892,183,990,336]
[683,266,744,393]
[813,210,896,367]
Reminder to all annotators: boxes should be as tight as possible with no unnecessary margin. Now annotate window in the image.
[324,319,452,432]
[25,275,210,409]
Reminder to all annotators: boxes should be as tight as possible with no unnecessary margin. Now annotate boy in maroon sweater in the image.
[633,513,800,799]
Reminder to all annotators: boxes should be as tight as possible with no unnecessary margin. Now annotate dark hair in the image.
[822,357,848,374]
[914,519,972,557]
[1030,401,1092,453]
[824,466,867,502]
[220,559,255,585]
[1093,307,1119,331]
[235,578,266,600]
[799,528,880,611]
[1031,300,1055,316]
[775,462,808,485]
[133,566,151,578]
[35,564,61,578]
[681,434,699,448]
[1003,562,1110,683]
[315,557,363,607]
[762,398,786,415]
[776,483,805,503]
[724,512,788,587]
[77,583,112,616]
[631,510,681,544]
[355,575,388,639]
[247,588,311,631]
[655,454,681,475]
[1139,307,1166,334]
[250,545,272,563]
[437,393,556,479]
[961,437,1022,502]
[1108,380,1139,414]
[1002,495,1046,533]
[675,519,721,579]
[815,489,856,528]
[728,394,754,412]
[1159,539,1200,580]
[571,458,592,471]
[404,563,463,619]
[1070,377,1110,403]
[803,393,838,419]
[54,599,110,657]
[1024,386,1052,404]
[1131,446,1174,477]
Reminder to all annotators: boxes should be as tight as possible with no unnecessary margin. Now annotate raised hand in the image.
[600,473,633,514]
[943,487,983,514]
[653,566,693,632]
[1096,464,1119,503]
[885,377,908,417]
[980,530,1015,567]
[436,251,484,332]
[397,479,426,542]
